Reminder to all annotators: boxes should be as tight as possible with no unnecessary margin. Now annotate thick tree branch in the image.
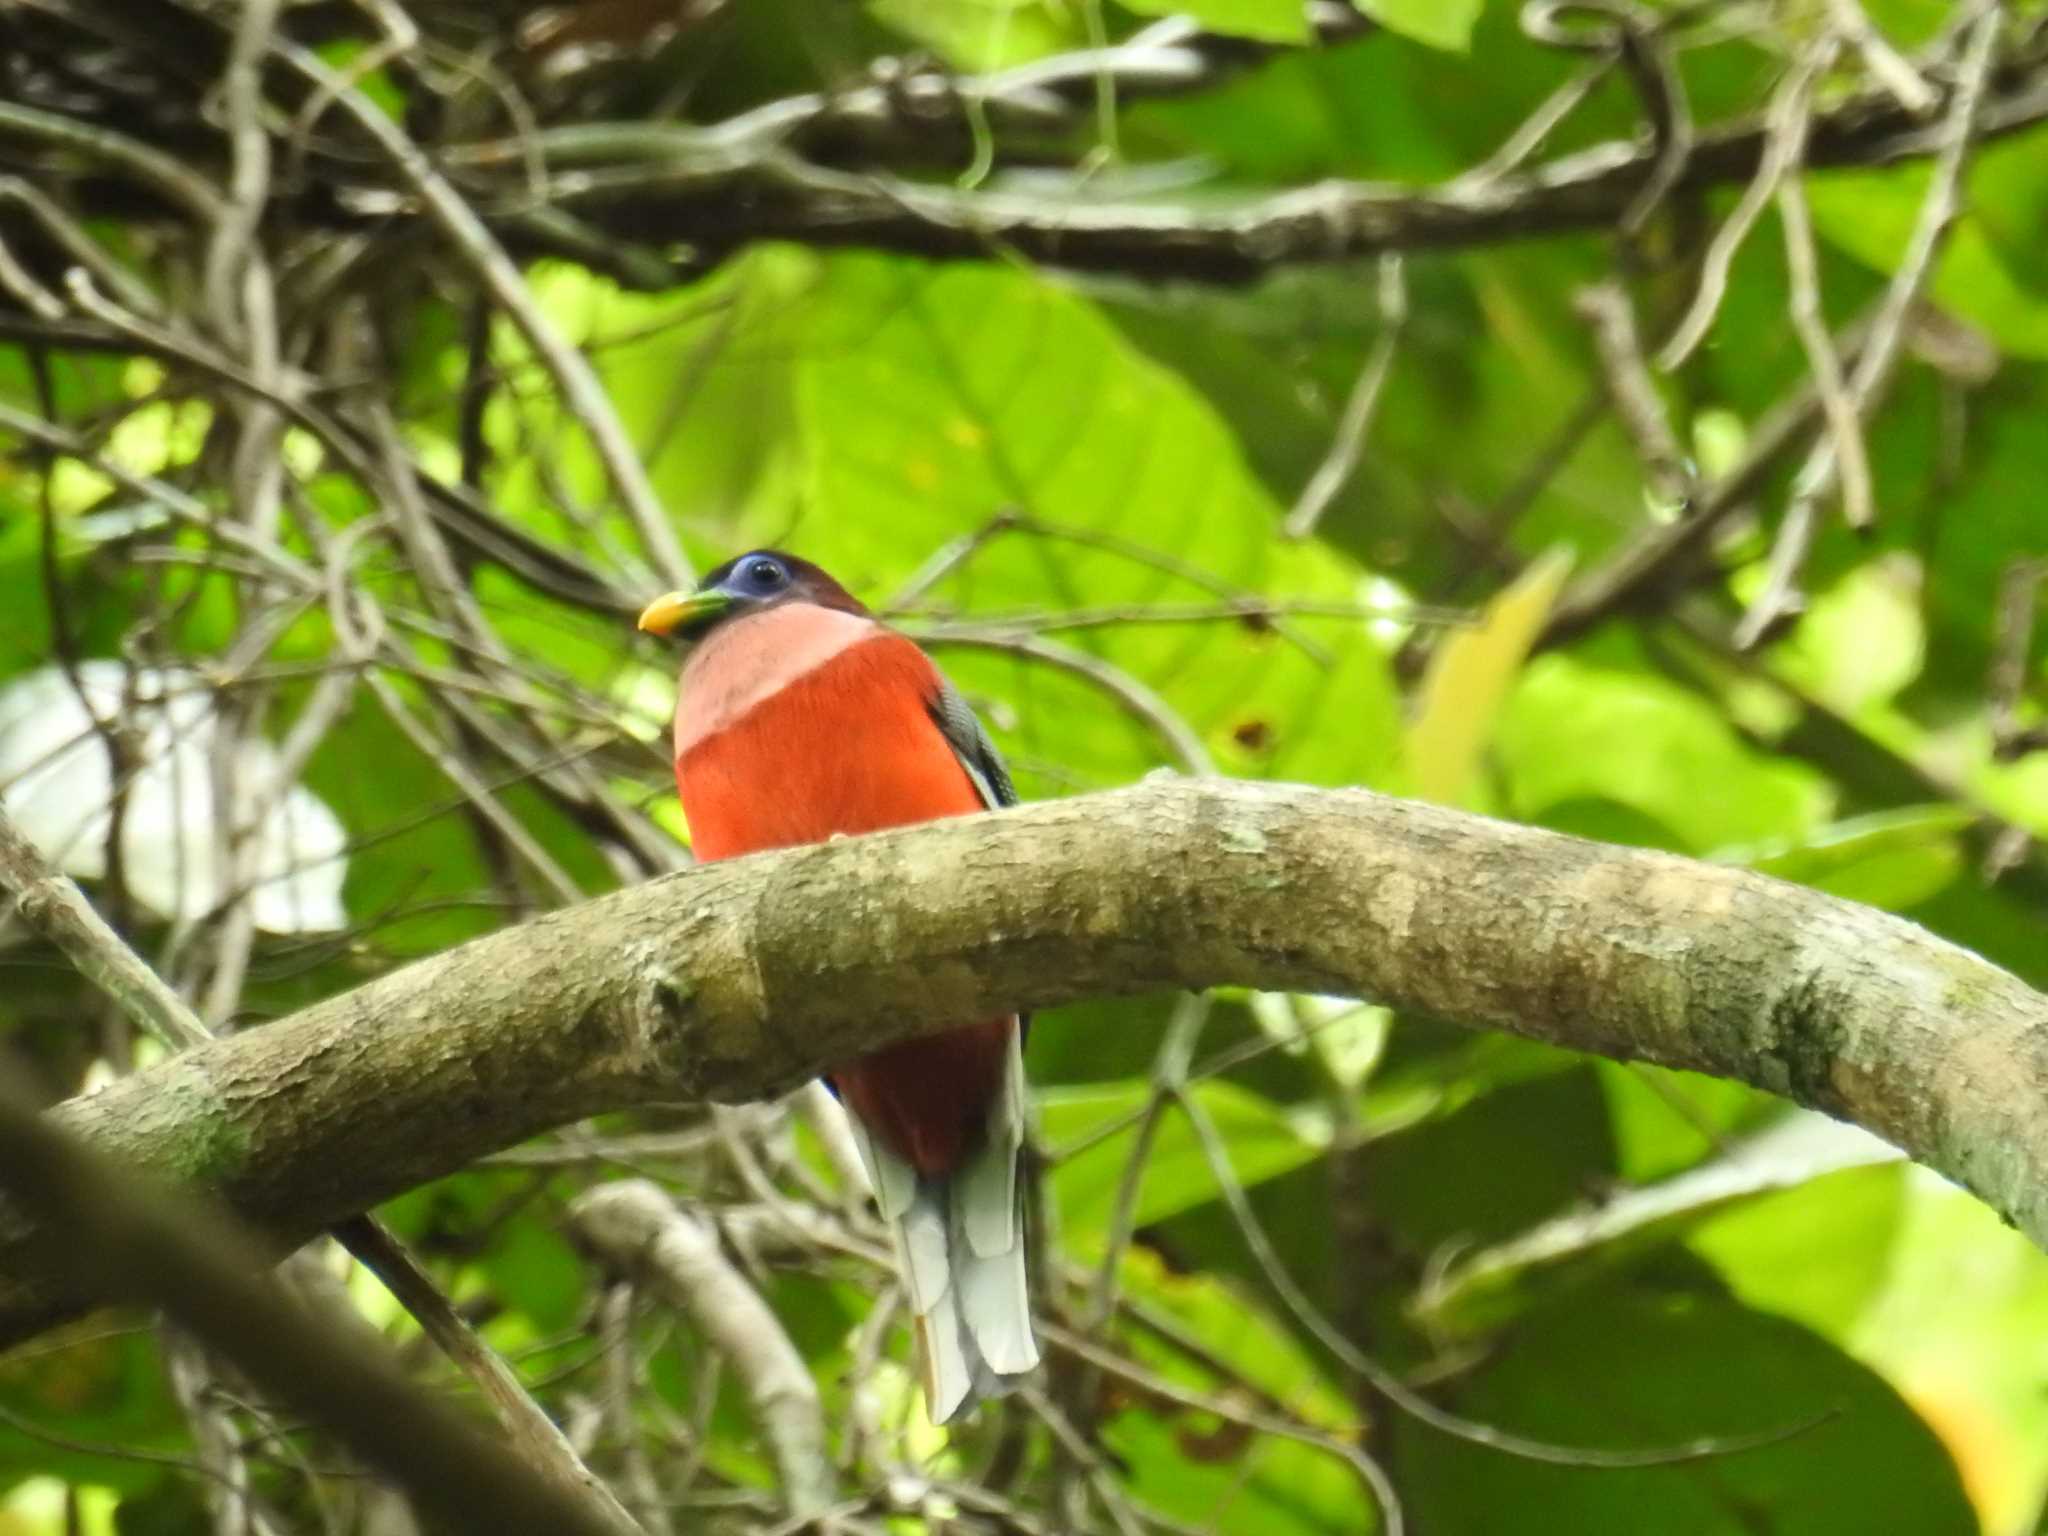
[2,778,2042,1348]
[7,17,2046,285]
[0,1077,632,1536]
[482,64,2048,281]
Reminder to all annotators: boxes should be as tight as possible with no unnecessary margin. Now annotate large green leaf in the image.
[1042,1078,1327,1239]
[1358,0,1483,51]
[1121,0,1308,43]
[1497,655,1835,852]
[1399,1285,1977,1535]
[1843,1176,2048,1535]
[781,255,1403,789]
[1413,1113,1903,1337]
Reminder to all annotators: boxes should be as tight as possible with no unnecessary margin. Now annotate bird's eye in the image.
[744,558,786,589]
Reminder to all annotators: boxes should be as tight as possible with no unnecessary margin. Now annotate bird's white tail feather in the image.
[842,1028,1039,1425]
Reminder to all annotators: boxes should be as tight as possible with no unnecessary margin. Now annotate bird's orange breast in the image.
[676,629,984,857]
[675,622,1011,1174]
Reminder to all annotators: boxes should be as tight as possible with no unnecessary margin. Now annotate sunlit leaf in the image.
[1358,0,1484,51]
[1120,0,1309,43]
[1405,546,1573,804]
[1718,804,1975,912]
[1497,655,1834,852]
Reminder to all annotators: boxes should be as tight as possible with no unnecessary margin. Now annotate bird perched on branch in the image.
[639,551,1039,1424]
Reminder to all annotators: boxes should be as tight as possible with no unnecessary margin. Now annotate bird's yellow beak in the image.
[637,589,731,637]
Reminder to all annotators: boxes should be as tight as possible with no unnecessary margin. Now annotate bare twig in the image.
[1541,308,1878,646]
[1828,0,1938,115]
[1284,256,1407,540]
[1776,171,1875,531]
[165,1331,286,1536]
[572,1181,837,1518]
[1658,43,1832,370]
[271,41,693,589]
[1573,280,1694,509]
[599,1283,674,1536]
[925,631,1217,776]
[1990,559,2047,763]
[1735,5,2002,649]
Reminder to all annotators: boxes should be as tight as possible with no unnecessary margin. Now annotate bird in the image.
[638,550,1040,1424]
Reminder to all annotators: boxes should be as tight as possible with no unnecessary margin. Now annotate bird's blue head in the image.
[636,550,866,640]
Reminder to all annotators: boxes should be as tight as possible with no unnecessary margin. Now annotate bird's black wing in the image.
[926,677,1029,1044]
[927,677,1018,811]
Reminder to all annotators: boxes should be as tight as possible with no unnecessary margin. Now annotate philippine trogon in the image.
[638,550,1039,1423]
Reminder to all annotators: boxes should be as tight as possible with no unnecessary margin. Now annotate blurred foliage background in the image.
[0,0,2045,1532]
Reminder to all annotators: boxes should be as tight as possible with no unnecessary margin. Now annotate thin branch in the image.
[1828,0,1938,115]
[492,61,2048,281]
[1540,308,1877,646]
[571,1181,836,1518]
[1990,559,2047,763]
[1735,5,2002,649]
[269,39,693,589]
[925,631,1217,776]
[1572,280,1694,510]
[1284,256,1407,540]
[599,1283,673,1536]
[1776,161,1874,534]
[1658,43,1833,371]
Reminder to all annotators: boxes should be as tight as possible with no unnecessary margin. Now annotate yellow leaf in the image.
[1405,548,1575,805]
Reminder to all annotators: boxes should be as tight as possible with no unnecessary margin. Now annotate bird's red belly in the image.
[676,639,1013,1174]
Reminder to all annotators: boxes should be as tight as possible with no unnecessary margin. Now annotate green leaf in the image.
[1118,1248,1351,1425]
[1357,0,1483,51]
[1599,1060,1779,1183]
[1042,1079,1327,1240]
[1808,144,2048,358]
[1358,1031,1584,1142]
[1412,1113,1902,1337]
[1405,547,1573,804]
[1842,1175,2048,1534]
[866,0,1082,69]
[1247,992,1392,1092]
[1106,1406,1383,1535]
[785,255,1401,791]
[1120,0,1309,43]
[1717,804,1975,912]
[1768,556,1927,717]
[1364,1065,1620,1253]
[1401,1284,1978,1535]
[1687,1163,1907,1345]
[1497,655,1834,852]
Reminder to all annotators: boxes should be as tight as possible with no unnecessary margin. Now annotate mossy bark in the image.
[4,778,2042,1345]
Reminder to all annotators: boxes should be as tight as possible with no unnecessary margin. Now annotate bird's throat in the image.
[673,604,879,757]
